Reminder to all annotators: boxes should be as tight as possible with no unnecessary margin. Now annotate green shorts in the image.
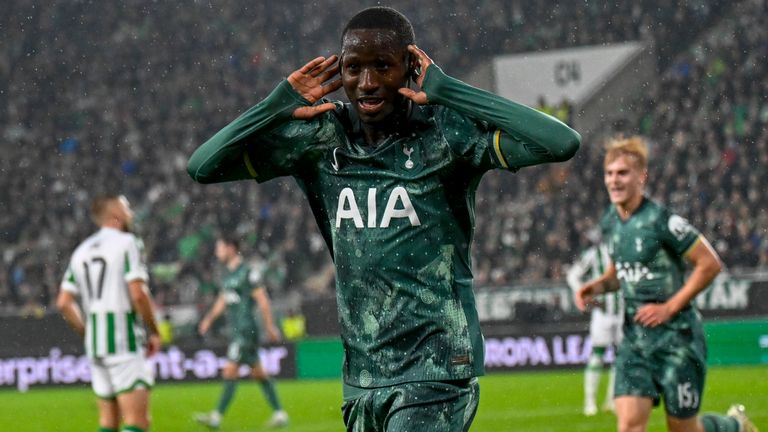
[614,325,707,418]
[227,335,261,365]
[341,378,479,432]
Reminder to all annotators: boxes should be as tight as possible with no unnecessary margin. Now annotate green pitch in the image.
[1,366,765,431]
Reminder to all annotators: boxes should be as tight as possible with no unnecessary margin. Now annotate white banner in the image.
[493,42,645,106]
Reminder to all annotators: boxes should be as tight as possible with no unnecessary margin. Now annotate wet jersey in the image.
[60,227,149,359]
[220,262,261,340]
[600,198,703,339]
[188,65,580,388]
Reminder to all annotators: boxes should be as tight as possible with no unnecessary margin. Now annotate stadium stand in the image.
[2,0,765,314]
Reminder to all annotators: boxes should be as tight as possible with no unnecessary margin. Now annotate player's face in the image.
[341,29,410,125]
[604,155,646,207]
[214,240,234,263]
[114,196,134,232]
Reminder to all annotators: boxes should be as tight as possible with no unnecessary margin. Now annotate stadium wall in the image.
[1,319,766,392]
[0,318,768,392]
[1,274,765,392]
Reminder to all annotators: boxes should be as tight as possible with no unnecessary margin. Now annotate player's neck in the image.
[615,194,644,221]
[101,220,125,232]
[226,255,242,270]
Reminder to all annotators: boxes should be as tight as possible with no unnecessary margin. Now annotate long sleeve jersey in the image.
[188,65,580,390]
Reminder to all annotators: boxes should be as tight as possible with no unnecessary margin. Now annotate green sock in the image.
[120,427,144,432]
[260,378,282,411]
[98,428,117,432]
[701,414,740,432]
[216,380,238,414]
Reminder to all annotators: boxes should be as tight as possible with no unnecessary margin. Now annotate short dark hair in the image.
[217,235,240,252]
[341,7,415,49]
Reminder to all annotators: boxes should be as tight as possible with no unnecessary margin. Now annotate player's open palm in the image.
[288,55,343,119]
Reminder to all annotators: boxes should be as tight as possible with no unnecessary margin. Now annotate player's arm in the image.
[566,250,593,292]
[575,262,619,312]
[56,290,85,338]
[634,237,722,327]
[198,294,226,335]
[400,45,580,169]
[187,56,342,184]
[253,287,280,343]
[128,279,162,357]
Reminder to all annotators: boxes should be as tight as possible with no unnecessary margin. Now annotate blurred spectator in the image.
[158,312,175,346]
[281,309,307,342]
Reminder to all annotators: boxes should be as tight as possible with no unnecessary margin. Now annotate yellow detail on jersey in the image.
[683,236,703,258]
[493,129,509,169]
[243,151,258,178]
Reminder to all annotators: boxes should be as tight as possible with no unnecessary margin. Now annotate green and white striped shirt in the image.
[567,243,622,317]
[61,227,149,359]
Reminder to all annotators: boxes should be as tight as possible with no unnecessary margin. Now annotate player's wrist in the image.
[419,64,450,105]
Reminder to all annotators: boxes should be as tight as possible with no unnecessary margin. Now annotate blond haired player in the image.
[57,195,161,432]
[575,137,756,432]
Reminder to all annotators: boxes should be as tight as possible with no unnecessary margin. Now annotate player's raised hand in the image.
[288,55,343,119]
[398,45,435,105]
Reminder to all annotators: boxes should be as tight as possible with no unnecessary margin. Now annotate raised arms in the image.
[401,45,580,169]
[187,56,342,184]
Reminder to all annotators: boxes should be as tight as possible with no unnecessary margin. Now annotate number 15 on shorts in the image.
[677,382,700,409]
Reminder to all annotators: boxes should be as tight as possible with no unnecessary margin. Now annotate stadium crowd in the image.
[2,0,765,314]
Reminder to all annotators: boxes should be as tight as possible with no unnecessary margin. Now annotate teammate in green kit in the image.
[188,7,580,431]
[575,136,757,432]
[193,237,288,429]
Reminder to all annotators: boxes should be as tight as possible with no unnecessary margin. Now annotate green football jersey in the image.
[189,65,580,388]
[600,198,702,334]
[220,262,260,340]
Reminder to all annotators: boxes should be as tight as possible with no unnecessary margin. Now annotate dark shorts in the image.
[227,335,261,365]
[614,325,707,418]
[342,378,480,432]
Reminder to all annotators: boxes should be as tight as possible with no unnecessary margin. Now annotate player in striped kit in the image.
[57,195,161,432]
[567,230,623,416]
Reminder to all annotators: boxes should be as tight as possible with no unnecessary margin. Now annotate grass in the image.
[1,366,765,431]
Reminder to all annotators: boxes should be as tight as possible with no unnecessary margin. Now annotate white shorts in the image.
[589,309,623,347]
[90,355,155,399]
